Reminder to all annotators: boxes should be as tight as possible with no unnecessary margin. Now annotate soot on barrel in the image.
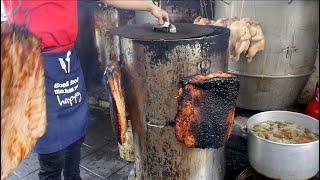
[175,72,240,149]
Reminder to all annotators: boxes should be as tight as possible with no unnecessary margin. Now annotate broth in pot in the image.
[251,120,319,144]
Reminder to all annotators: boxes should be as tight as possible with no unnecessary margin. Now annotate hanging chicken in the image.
[228,18,251,61]
[194,16,228,27]
[193,16,210,25]
[245,20,265,63]
[212,17,228,27]
[193,16,265,63]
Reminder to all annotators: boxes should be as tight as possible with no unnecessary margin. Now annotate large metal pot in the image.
[232,70,313,111]
[215,0,319,110]
[246,111,319,180]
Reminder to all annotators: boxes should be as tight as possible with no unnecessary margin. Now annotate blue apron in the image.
[34,48,90,154]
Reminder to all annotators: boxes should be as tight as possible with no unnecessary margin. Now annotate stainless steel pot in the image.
[246,111,319,180]
[231,70,313,111]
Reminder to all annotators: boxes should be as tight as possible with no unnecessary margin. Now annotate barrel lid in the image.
[111,23,216,40]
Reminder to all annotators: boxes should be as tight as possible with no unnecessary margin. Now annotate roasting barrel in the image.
[111,23,230,179]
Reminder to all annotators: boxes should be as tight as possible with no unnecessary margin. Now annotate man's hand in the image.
[148,5,169,25]
[104,0,170,24]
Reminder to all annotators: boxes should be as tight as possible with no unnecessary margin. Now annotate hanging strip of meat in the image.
[1,23,47,180]
[106,61,127,145]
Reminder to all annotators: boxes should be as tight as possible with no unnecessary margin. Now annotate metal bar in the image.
[82,143,93,148]
[79,165,105,179]
[147,118,167,128]
[147,118,175,128]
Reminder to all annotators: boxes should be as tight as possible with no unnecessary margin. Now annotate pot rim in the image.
[247,110,319,146]
[228,68,315,78]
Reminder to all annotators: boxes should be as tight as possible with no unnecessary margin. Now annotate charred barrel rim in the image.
[111,23,230,42]
[180,76,238,87]
[246,111,319,146]
[228,68,315,78]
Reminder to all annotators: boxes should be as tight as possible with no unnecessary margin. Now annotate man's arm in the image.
[103,0,169,24]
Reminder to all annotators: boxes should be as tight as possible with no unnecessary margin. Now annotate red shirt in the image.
[3,0,78,53]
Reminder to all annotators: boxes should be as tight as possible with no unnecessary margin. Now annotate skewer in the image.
[210,0,214,19]
[240,0,245,20]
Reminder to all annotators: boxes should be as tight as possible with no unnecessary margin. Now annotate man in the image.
[3,1,169,179]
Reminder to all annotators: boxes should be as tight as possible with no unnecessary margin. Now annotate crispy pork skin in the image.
[175,72,239,149]
[1,23,46,179]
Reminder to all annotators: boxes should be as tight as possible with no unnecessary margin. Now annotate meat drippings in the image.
[251,121,319,144]
[1,23,47,180]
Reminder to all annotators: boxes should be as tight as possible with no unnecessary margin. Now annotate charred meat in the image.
[175,72,239,149]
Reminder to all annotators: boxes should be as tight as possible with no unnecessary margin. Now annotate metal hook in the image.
[210,0,214,19]
[10,0,30,27]
[282,46,299,59]
[220,0,231,5]
[197,59,211,74]
[152,0,161,8]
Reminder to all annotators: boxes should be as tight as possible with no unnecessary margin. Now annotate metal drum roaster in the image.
[94,0,216,162]
[93,3,136,161]
[105,23,239,180]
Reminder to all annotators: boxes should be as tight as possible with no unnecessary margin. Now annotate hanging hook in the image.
[152,0,161,8]
[10,0,30,27]
[10,0,22,23]
[220,0,231,5]
[210,0,214,19]
[200,0,204,17]
[197,59,211,75]
[240,0,245,20]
